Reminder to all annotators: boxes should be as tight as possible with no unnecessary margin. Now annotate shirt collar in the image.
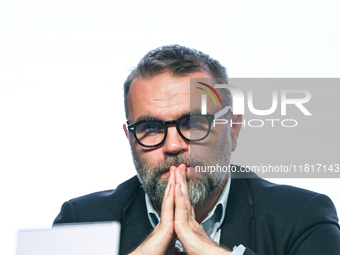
[145,175,231,229]
[145,193,159,228]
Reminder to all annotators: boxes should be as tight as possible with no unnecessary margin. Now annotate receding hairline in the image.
[123,45,230,120]
[125,69,218,121]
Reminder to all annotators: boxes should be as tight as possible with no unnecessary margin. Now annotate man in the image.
[54,45,340,255]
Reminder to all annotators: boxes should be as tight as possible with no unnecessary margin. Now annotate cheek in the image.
[190,125,229,157]
[135,146,165,167]
[211,123,230,142]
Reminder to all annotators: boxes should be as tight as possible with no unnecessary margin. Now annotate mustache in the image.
[153,153,206,175]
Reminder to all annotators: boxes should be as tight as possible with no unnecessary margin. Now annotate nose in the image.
[163,125,189,155]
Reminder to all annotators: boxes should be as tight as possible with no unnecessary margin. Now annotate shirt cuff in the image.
[230,244,246,255]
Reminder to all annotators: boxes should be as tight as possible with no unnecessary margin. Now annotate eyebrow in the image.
[190,108,202,114]
[126,115,157,125]
[129,109,203,124]
[134,115,161,123]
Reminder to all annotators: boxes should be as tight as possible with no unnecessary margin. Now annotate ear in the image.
[231,114,242,151]
[123,124,129,139]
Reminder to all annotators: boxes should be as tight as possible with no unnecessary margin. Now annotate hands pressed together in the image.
[130,164,232,255]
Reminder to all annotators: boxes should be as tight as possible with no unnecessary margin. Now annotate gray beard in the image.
[131,121,232,210]
[131,150,230,209]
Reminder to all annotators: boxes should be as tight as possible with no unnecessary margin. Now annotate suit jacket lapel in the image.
[119,186,153,255]
[118,177,255,254]
[220,178,255,251]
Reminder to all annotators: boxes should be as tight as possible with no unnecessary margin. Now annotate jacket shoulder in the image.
[246,177,339,235]
[53,175,142,224]
[247,177,320,206]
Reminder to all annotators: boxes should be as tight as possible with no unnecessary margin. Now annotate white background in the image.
[0,1,339,254]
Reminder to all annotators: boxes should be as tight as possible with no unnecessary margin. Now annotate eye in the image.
[180,116,203,130]
[180,115,210,131]
[145,123,158,132]
[190,117,201,128]
[136,121,163,135]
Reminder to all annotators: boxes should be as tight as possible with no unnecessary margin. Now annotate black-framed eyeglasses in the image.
[126,106,231,148]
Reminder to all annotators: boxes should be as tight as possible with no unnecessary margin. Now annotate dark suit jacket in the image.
[54,171,340,255]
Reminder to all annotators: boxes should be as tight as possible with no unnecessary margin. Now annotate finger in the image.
[164,166,176,198]
[175,182,189,222]
[176,164,191,208]
[175,165,191,203]
[161,168,175,224]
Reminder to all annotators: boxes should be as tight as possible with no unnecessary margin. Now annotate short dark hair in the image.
[123,44,230,120]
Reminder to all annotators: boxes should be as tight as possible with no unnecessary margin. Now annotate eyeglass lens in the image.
[135,115,210,147]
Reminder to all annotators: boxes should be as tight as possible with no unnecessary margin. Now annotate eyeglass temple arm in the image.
[214,105,232,119]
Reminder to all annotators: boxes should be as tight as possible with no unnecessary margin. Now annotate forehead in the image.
[128,72,212,122]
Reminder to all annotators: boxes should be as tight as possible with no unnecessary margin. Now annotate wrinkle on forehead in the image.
[130,90,189,114]
[128,72,211,122]
[151,93,188,105]
[144,78,189,99]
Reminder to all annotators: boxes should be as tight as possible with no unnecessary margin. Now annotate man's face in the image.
[124,71,239,208]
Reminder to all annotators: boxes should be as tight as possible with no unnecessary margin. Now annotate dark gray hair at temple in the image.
[123,44,231,120]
